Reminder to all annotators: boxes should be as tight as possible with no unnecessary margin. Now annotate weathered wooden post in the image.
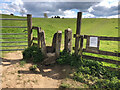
[27,14,33,47]
[40,30,47,56]
[55,31,62,58]
[52,33,57,52]
[37,27,41,47]
[64,28,72,53]
[79,35,84,56]
[75,12,82,55]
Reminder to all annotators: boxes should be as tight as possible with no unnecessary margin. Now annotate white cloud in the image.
[1,0,15,2]
[50,9,77,18]
[0,3,8,10]
[88,7,94,12]
[83,12,95,18]
[23,2,96,18]
[12,0,23,6]
[88,0,118,12]
[59,9,62,12]
[1,0,27,16]
[96,0,118,8]
[22,0,100,2]
[1,10,12,15]
[1,0,118,18]
[87,0,118,18]
[107,15,118,18]
[0,10,2,14]
[63,10,77,18]
[44,11,50,14]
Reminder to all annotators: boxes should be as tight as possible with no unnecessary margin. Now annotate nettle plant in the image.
[56,50,120,89]
[22,46,44,63]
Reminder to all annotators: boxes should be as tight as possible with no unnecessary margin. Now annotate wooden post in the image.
[64,28,72,53]
[52,33,57,52]
[75,12,82,55]
[37,27,41,47]
[79,35,84,56]
[55,31,62,58]
[27,14,32,47]
[40,30,47,56]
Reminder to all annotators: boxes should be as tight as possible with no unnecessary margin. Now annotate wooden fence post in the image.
[37,27,41,47]
[64,28,72,53]
[79,35,84,56]
[40,30,47,56]
[75,12,82,55]
[55,31,62,58]
[52,33,57,52]
[27,14,32,47]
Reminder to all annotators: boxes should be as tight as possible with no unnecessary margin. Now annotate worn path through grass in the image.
[2,51,86,88]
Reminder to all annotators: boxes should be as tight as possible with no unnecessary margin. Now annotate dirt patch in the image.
[2,63,60,88]
[1,51,79,88]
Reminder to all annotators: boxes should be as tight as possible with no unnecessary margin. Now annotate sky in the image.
[0,0,119,18]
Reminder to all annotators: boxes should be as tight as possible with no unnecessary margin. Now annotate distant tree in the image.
[57,16,60,18]
[62,17,64,19]
[10,13,14,16]
[54,16,60,18]
[44,13,48,18]
[51,17,53,18]
[53,16,60,18]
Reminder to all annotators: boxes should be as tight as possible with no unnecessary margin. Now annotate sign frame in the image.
[86,36,100,52]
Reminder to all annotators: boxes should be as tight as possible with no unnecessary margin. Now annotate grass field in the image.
[1,14,119,68]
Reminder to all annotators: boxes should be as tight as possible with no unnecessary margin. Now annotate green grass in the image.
[59,83,71,88]
[19,60,26,67]
[1,14,119,67]
[56,51,120,89]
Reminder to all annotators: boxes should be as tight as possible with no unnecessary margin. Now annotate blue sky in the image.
[0,0,119,18]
